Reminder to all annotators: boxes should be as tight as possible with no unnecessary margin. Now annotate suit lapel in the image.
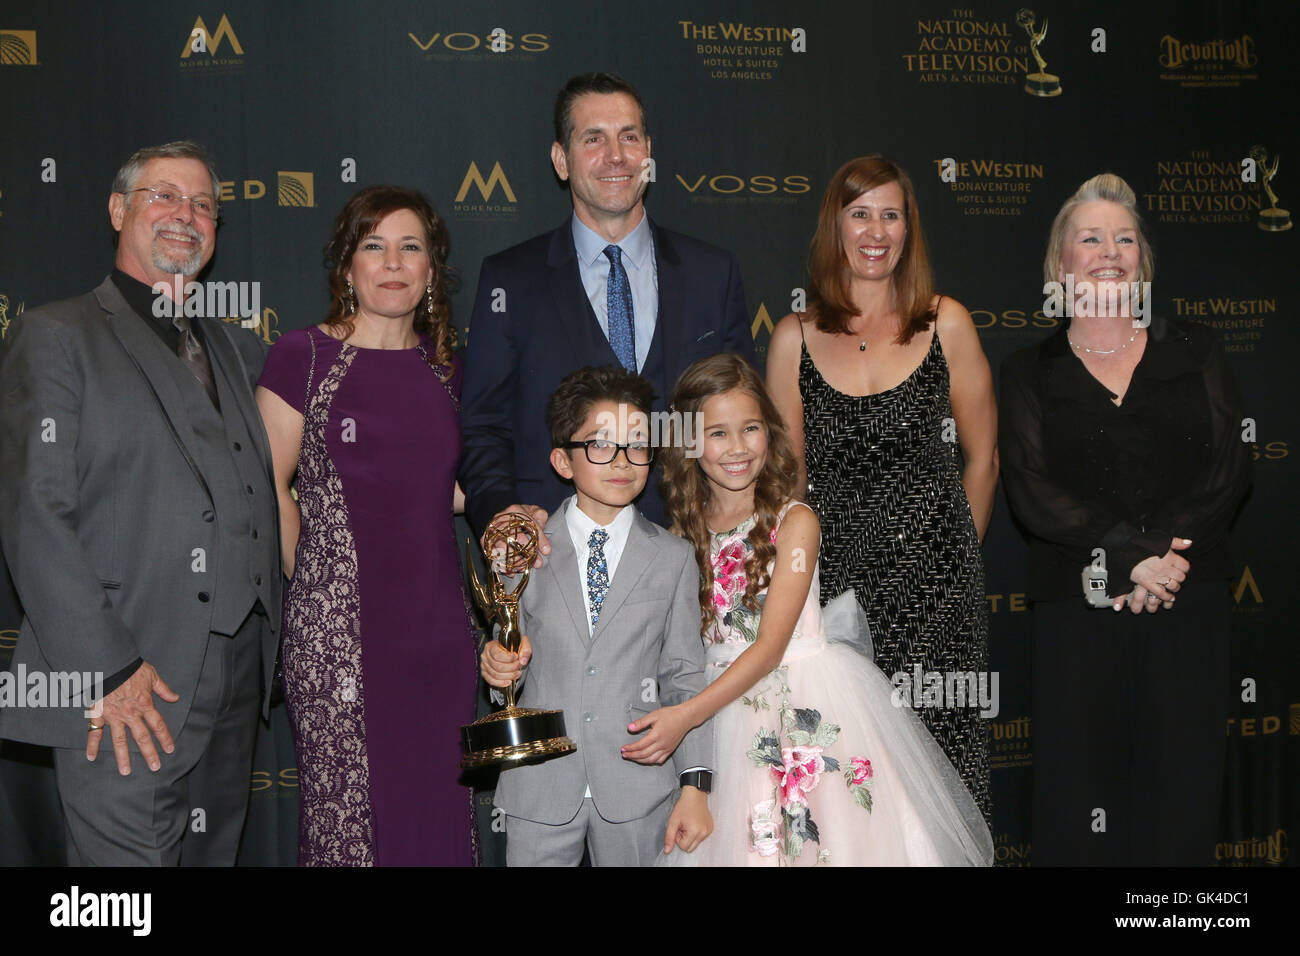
[543,502,590,644]
[546,223,620,367]
[201,319,275,487]
[591,513,658,643]
[97,280,212,499]
[648,220,684,382]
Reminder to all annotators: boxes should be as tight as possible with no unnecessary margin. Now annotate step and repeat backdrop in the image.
[0,0,1295,866]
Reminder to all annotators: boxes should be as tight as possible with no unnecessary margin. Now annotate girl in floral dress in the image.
[624,354,992,866]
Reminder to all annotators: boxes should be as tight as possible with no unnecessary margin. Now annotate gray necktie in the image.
[172,313,219,407]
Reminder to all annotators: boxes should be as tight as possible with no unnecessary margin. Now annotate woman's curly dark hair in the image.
[322,185,457,375]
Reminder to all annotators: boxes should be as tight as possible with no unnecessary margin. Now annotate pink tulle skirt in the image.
[658,592,993,867]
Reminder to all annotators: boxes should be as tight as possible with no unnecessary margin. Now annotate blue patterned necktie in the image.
[587,528,610,628]
[604,244,636,371]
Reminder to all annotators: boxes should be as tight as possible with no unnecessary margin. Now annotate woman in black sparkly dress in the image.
[767,156,998,820]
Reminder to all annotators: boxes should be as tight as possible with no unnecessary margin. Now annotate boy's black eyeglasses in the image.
[561,439,655,466]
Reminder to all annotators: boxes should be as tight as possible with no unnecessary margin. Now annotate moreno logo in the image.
[455,162,516,203]
[180,14,243,57]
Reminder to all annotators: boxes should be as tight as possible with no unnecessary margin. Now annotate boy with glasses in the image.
[480,364,713,865]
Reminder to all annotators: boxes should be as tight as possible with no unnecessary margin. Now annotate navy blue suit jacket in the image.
[461,217,753,533]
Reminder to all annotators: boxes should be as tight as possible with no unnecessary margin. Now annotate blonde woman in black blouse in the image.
[999,173,1252,865]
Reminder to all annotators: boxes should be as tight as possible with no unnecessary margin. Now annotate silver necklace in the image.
[1068,329,1140,355]
[855,315,894,351]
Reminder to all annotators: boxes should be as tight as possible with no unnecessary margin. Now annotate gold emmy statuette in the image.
[1017,8,1062,97]
[1251,145,1293,232]
[0,293,20,341]
[459,513,576,768]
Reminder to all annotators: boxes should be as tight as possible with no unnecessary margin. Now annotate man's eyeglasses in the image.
[124,183,220,221]
[562,439,655,466]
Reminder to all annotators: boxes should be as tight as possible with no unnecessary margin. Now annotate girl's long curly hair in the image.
[661,353,800,635]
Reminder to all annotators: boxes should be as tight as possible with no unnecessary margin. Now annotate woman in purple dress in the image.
[256,186,475,865]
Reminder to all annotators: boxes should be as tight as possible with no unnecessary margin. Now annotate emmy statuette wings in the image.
[1251,145,1293,232]
[1017,8,1062,98]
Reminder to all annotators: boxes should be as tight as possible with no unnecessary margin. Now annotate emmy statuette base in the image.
[460,706,577,769]
[1025,73,1062,97]
[1258,208,1293,232]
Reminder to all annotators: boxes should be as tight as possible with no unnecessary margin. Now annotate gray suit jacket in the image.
[0,277,282,748]
[493,499,713,826]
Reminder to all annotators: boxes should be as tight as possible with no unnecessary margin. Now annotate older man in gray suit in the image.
[0,141,281,865]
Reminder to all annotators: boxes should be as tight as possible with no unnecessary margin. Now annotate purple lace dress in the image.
[259,326,476,866]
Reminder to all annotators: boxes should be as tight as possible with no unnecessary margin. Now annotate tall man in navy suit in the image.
[461,72,754,539]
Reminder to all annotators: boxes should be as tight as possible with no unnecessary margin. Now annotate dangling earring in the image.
[426,283,434,316]
[346,281,356,315]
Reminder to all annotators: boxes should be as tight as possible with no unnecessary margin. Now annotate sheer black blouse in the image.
[999,315,1253,602]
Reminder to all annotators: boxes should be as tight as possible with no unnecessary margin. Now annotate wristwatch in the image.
[678,769,713,793]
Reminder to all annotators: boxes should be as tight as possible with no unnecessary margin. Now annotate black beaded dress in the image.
[799,323,991,821]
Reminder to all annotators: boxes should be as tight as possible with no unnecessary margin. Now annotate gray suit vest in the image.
[159,334,277,635]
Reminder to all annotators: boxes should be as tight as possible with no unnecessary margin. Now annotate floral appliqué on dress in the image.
[709,516,874,865]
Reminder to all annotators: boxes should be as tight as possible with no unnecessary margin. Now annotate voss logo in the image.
[676,173,810,195]
[408,31,549,53]
[968,309,1059,330]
